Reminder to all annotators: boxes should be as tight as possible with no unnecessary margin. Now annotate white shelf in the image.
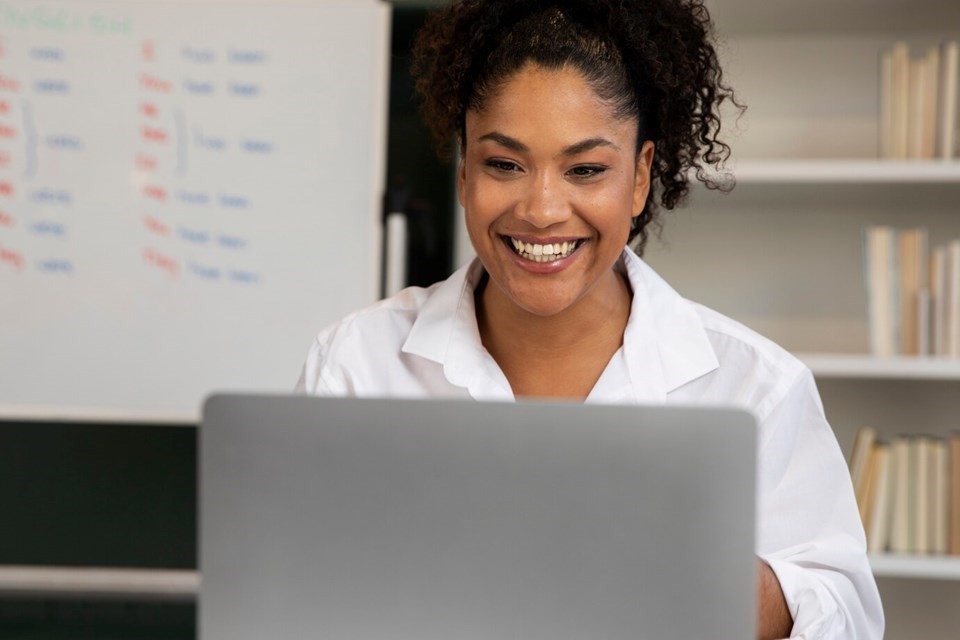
[797,354,960,381]
[4,557,957,601]
[701,160,960,185]
[870,554,960,581]
[706,0,960,35]
[0,404,197,424]
[0,566,199,601]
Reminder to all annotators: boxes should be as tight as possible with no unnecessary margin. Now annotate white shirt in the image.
[297,247,884,639]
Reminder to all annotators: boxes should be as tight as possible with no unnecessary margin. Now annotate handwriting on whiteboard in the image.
[0,13,276,285]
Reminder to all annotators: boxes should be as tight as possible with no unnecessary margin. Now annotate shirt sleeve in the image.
[755,367,884,639]
[294,334,348,396]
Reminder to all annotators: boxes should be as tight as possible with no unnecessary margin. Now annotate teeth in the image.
[509,238,580,262]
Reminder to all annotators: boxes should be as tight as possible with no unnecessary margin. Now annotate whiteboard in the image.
[0,0,390,418]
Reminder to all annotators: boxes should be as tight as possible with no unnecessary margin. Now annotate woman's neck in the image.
[476,268,633,399]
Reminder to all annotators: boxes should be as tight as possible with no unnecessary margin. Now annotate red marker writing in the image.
[143,185,167,201]
[0,124,15,139]
[143,248,179,277]
[140,73,172,93]
[135,154,157,171]
[0,210,14,227]
[141,125,167,143]
[140,102,159,118]
[0,246,24,270]
[0,182,13,197]
[143,215,170,236]
[0,75,19,91]
[0,100,9,114]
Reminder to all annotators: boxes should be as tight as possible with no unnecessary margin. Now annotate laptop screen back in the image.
[201,395,756,640]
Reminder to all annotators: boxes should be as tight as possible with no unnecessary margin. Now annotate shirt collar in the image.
[402,260,511,398]
[619,247,719,399]
[402,248,718,400]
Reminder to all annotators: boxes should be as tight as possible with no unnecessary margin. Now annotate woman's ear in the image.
[632,140,656,217]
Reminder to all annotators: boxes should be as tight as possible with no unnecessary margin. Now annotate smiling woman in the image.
[296,1,884,639]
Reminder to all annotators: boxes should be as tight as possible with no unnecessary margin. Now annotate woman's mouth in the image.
[502,236,586,263]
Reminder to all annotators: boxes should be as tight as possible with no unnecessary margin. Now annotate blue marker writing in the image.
[241,139,273,154]
[184,79,214,95]
[31,221,66,236]
[35,79,69,94]
[229,49,266,64]
[230,270,259,284]
[47,135,83,150]
[178,227,210,244]
[32,189,72,205]
[190,262,221,280]
[220,194,249,209]
[182,46,216,63]
[178,190,210,205]
[31,47,65,61]
[229,82,260,97]
[218,234,246,249]
[38,259,73,273]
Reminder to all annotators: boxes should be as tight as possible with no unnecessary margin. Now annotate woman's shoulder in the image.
[685,300,812,418]
[297,283,440,394]
[318,284,438,355]
[297,260,482,395]
[693,302,800,368]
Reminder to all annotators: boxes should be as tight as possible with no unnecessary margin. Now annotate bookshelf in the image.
[797,354,960,380]
[646,1,960,638]
[710,159,960,184]
[870,554,960,581]
[0,566,198,601]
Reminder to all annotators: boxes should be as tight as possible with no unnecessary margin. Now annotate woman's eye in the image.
[568,165,606,179]
[485,159,521,173]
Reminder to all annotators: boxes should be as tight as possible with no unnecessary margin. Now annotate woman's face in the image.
[459,63,654,318]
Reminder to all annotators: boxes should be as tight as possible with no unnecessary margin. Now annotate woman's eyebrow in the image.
[477,132,619,156]
[561,137,620,156]
[477,131,528,152]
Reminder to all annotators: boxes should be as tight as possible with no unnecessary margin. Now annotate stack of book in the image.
[849,427,960,555]
[879,41,959,160]
[863,226,960,358]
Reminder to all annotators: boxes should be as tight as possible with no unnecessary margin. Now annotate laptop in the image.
[200,395,757,639]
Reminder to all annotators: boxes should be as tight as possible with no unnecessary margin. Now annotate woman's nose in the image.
[516,172,571,228]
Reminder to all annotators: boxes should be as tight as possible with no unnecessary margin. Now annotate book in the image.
[938,41,959,160]
[913,437,929,553]
[932,246,948,356]
[921,47,940,160]
[891,42,911,160]
[932,438,949,555]
[918,288,931,356]
[880,49,893,159]
[859,443,881,528]
[951,433,960,555]
[949,241,960,358]
[850,426,877,504]
[908,57,925,159]
[898,228,928,355]
[890,436,912,553]
[867,442,894,553]
[864,226,899,357]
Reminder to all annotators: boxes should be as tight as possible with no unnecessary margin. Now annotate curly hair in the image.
[411,0,740,254]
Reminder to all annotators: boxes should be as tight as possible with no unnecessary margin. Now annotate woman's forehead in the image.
[466,64,637,147]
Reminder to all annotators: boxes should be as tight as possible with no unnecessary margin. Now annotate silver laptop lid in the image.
[201,395,757,640]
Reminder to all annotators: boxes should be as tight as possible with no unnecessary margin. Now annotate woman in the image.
[298,1,883,637]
